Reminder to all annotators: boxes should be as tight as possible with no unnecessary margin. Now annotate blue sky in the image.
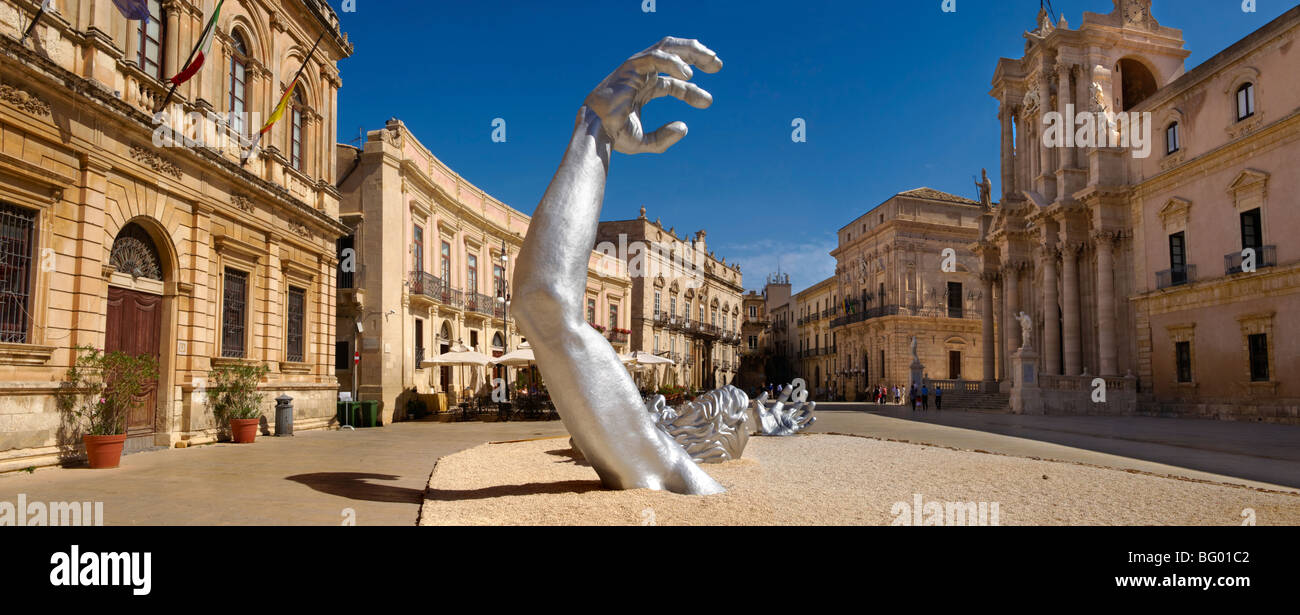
[328,0,1294,293]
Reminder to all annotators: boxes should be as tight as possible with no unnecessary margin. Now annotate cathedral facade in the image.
[979,1,1298,422]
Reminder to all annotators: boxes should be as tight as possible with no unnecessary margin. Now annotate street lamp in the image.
[498,237,511,401]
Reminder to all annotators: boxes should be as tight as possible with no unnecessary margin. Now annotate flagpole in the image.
[20,1,50,45]
[155,0,225,114]
[241,30,326,167]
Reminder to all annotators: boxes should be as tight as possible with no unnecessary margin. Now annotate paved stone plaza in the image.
[2,408,1295,525]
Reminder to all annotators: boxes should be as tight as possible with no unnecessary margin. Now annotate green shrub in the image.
[207,362,270,421]
[57,346,159,436]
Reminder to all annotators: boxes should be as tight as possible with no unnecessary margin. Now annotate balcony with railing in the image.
[1225,246,1276,276]
[653,311,671,329]
[697,323,721,339]
[831,304,981,328]
[1156,265,1197,290]
[409,271,463,309]
[608,330,630,345]
[463,292,497,318]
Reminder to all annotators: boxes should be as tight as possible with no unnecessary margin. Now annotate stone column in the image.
[1005,264,1021,386]
[994,275,1004,381]
[981,273,997,390]
[162,0,182,79]
[1000,103,1016,199]
[1056,62,1073,171]
[1043,248,1061,376]
[1062,243,1082,376]
[1036,71,1055,200]
[1095,234,1119,376]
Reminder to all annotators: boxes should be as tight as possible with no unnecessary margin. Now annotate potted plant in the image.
[207,362,270,443]
[57,346,159,469]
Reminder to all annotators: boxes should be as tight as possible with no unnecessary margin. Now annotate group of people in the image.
[909,383,942,411]
[867,384,902,405]
[863,382,944,411]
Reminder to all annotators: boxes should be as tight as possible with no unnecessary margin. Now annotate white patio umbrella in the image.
[627,351,675,367]
[427,340,492,403]
[625,352,674,392]
[493,342,536,367]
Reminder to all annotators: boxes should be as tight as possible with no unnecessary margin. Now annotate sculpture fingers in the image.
[629,121,688,155]
[653,37,724,74]
[641,76,714,109]
[630,49,694,81]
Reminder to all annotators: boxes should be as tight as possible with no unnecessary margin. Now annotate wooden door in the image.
[105,287,162,436]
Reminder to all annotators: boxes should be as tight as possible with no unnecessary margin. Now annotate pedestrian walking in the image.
[921,384,930,411]
[935,386,943,411]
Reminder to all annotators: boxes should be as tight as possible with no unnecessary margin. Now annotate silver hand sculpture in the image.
[648,386,750,464]
[512,37,725,495]
[752,392,817,436]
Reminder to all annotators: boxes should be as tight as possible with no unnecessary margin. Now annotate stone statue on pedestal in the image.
[1016,311,1034,350]
[976,168,993,210]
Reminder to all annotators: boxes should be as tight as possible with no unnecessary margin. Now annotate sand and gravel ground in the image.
[419,434,1300,526]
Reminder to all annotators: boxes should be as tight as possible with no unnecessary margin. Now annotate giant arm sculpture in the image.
[512,38,726,496]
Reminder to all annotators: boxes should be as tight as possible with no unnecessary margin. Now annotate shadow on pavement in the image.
[426,480,603,501]
[286,472,424,504]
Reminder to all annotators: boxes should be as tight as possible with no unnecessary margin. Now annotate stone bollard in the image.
[275,394,294,437]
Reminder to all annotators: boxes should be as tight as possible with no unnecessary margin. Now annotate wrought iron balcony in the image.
[463,292,497,318]
[1156,265,1197,290]
[653,311,671,328]
[409,271,463,308]
[607,330,630,345]
[1225,246,1276,276]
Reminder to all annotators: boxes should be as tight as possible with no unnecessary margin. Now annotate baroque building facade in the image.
[792,276,836,398]
[832,188,987,400]
[595,210,744,391]
[735,289,768,390]
[334,119,632,424]
[980,0,1298,422]
[0,0,352,470]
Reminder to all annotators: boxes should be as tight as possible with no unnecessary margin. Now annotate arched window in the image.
[290,89,306,171]
[1166,122,1181,154]
[229,32,249,135]
[1236,83,1256,121]
[137,1,166,81]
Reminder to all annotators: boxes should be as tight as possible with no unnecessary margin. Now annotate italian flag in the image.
[168,0,225,86]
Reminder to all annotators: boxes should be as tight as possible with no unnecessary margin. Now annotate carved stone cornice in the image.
[231,193,255,213]
[287,219,313,240]
[0,82,52,117]
[128,145,182,180]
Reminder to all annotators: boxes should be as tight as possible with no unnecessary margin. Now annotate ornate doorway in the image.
[105,223,165,447]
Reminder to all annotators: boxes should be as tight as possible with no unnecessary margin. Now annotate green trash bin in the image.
[336,401,360,427]
[357,400,381,428]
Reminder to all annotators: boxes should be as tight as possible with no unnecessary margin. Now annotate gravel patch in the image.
[419,434,1300,526]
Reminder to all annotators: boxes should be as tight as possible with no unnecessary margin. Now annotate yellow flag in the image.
[260,77,299,135]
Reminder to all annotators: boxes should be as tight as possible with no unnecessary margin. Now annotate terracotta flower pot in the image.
[83,434,127,469]
[230,418,260,444]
